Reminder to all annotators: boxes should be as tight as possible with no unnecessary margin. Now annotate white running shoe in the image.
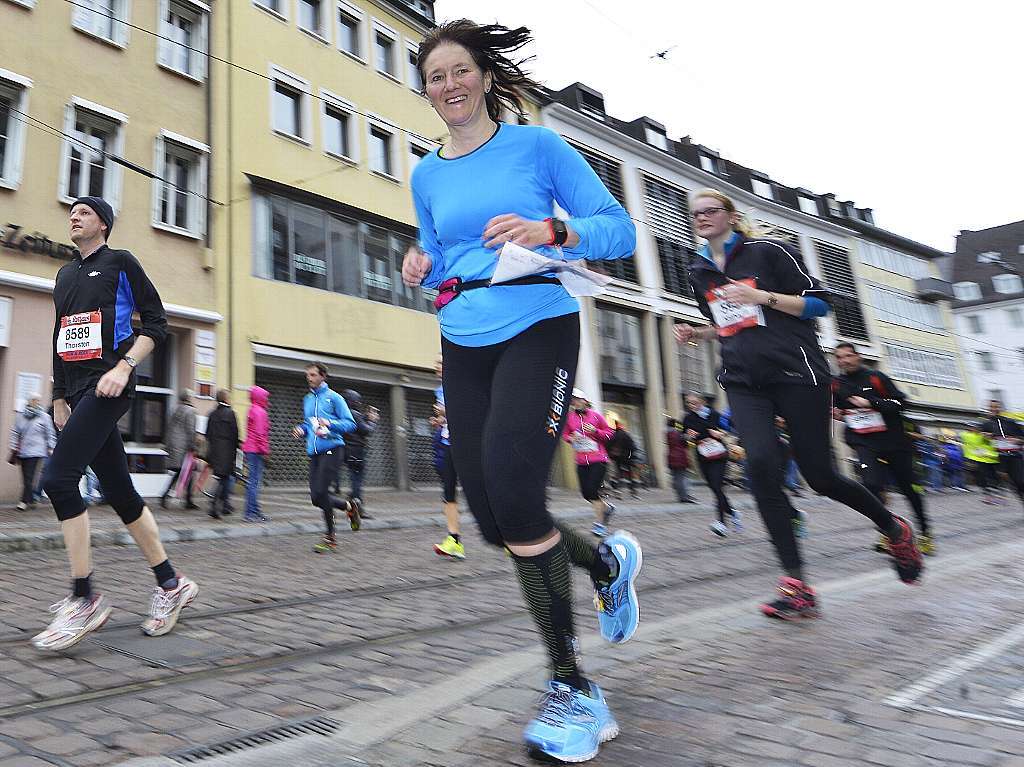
[710,520,729,538]
[141,575,199,637]
[31,594,112,652]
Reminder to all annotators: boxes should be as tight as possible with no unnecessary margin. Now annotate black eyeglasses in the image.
[691,207,727,220]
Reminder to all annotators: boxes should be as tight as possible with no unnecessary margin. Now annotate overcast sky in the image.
[434,0,1023,252]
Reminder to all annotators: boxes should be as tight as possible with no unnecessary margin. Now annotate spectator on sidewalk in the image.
[161,390,199,510]
[943,438,967,491]
[241,386,271,523]
[10,395,56,510]
[205,389,240,519]
[665,417,696,504]
[606,421,639,498]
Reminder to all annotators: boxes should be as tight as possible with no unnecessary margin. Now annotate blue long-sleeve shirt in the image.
[411,124,636,346]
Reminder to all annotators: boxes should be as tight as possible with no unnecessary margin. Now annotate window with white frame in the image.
[373,23,399,78]
[883,342,961,388]
[153,132,208,237]
[158,0,209,80]
[698,153,717,174]
[71,0,130,46]
[406,43,422,90]
[407,139,432,178]
[59,101,125,206]
[0,71,30,189]
[270,66,311,143]
[976,351,996,372]
[869,285,944,332]
[952,281,982,301]
[321,92,356,161]
[368,122,395,177]
[859,241,931,279]
[826,198,841,216]
[644,127,668,151]
[992,273,1023,294]
[297,0,328,39]
[966,314,984,334]
[977,251,1002,264]
[751,177,773,199]
[798,196,819,216]
[336,2,364,59]
[1007,307,1024,329]
[253,0,285,15]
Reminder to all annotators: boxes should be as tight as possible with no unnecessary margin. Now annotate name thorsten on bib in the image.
[57,310,102,362]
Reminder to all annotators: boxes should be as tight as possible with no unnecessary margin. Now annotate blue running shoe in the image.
[524,681,618,763]
[593,531,642,644]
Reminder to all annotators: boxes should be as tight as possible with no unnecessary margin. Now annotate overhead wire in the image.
[18,1,1017,371]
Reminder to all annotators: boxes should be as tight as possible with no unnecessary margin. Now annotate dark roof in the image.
[950,219,1024,309]
[545,82,947,259]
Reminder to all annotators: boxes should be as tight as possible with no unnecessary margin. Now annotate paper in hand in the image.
[491,241,613,298]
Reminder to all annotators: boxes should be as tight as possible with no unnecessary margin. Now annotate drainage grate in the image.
[168,715,342,763]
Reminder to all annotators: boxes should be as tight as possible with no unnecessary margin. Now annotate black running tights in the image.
[698,458,732,523]
[727,384,897,579]
[854,446,930,535]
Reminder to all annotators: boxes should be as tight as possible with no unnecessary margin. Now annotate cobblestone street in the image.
[0,486,1022,766]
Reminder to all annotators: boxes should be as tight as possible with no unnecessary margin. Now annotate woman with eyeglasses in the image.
[401,19,640,763]
[675,189,923,621]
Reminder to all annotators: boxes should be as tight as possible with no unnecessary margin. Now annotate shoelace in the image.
[48,597,73,614]
[535,687,579,727]
[595,581,627,615]
[148,588,176,621]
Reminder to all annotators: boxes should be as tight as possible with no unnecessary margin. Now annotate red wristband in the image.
[544,217,556,246]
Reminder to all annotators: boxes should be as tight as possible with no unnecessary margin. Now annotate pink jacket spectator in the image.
[241,386,271,454]
[564,408,614,465]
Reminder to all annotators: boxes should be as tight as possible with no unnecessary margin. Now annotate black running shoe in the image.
[886,515,923,584]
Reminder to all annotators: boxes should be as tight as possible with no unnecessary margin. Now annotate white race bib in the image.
[571,434,599,453]
[844,409,887,434]
[697,438,727,459]
[309,416,329,437]
[994,439,1020,452]
[56,310,102,362]
[707,279,765,337]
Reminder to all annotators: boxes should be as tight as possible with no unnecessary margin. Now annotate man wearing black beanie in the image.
[32,197,201,652]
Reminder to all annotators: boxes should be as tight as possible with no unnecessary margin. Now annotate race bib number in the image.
[707,279,765,337]
[56,311,102,362]
[844,409,887,434]
[994,439,1020,452]
[309,417,330,437]
[697,438,727,459]
[571,434,599,453]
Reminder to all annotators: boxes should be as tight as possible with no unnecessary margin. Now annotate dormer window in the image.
[993,273,1023,294]
[698,153,718,174]
[751,177,773,200]
[952,281,982,300]
[798,196,819,216]
[644,127,667,150]
[826,198,842,215]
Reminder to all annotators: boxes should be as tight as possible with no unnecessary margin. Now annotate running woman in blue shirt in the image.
[403,20,641,763]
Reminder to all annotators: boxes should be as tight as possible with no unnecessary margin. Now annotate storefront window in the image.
[598,306,645,386]
[254,192,434,313]
[118,333,173,448]
[677,329,710,395]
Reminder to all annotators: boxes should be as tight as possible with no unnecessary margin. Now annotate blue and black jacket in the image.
[296,383,356,456]
[688,234,832,389]
[51,245,167,402]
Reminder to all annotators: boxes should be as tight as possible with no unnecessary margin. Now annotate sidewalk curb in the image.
[0,505,688,554]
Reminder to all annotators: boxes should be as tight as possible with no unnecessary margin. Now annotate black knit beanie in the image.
[72,196,115,238]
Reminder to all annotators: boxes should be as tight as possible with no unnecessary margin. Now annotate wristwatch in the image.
[545,217,569,247]
[123,355,138,369]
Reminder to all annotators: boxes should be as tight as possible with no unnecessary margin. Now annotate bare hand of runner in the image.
[673,323,696,344]
[95,365,130,398]
[402,245,432,287]
[848,396,871,408]
[714,279,765,306]
[482,214,551,249]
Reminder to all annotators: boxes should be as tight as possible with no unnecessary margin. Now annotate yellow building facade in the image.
[0,0,219,498]
[210,0,449,487]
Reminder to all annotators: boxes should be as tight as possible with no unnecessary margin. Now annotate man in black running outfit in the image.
[32,197,199,651]
[981,398,1024,509]
[832,342,933,553]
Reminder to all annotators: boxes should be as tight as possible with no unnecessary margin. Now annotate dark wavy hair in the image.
[417,20,540,121]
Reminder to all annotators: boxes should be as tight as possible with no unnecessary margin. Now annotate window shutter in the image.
[813,239,869,340]
[196,11,209,79]
[642,174,694,297]
[567,139,638,283]
[151,136,165,226]
[196,153,208,237]
[71,0,92,31]
[56,104,74,201]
